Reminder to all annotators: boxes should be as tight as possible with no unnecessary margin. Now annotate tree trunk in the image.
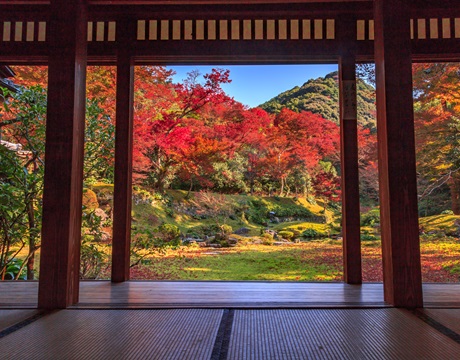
[450,175,460,215]
[186,177,194,198]
[279,177,285,196]
[26,196,36,280]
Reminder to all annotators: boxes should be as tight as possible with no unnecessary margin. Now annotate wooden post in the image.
[38,0,87,309]
[339,54,362,284]
[374,0,423,307]
[112,20,135,282]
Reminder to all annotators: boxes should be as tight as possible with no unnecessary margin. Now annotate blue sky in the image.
[170,64,338,108]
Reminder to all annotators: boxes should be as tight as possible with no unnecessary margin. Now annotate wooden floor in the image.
[1,281,460,309]
[2,282,460,359]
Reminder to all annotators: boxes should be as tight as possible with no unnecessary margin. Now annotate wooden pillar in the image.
[374,0,423,307]
[111,20,135,282]
[38,0,87,309]
[339,54,362,284]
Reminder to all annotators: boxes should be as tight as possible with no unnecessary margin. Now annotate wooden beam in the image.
[1,1,459,63]
[374,0,423,308]
[339,54,362,284]
[38,0,87,309]
[111,20,135,282]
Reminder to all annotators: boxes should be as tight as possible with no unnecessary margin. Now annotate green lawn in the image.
[127,237,460,283]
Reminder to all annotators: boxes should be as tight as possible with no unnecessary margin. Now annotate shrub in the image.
[290,229,302,237]
[3,259,26,280]
[278,230,294,240]
[186,224,232,238]
[220,224,233,235]
[441,209,454,215]
[361,209,380,226]
[80,239,106,279]
[302,228,318,238]
[361,233,378,241]
[82,188,99,212]
[262,233,274,245]
[186,225,217,238]
[156,223,181,244]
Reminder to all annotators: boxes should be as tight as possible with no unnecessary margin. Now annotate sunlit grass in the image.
[419,214,460,233]
[127,237,460,282]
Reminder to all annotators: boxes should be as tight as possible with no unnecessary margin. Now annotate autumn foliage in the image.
[126,66,350,200]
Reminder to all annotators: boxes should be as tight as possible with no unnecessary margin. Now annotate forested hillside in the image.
[259,71,376,129]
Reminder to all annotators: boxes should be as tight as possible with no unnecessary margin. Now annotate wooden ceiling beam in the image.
[0,1,459,63]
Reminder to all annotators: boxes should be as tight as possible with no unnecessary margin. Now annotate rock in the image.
[228,237,239,245]
[198,242,207,248]
[186,237,204,242]
[94,208,108,221]
[208,243,222,248]
[293,238,301,243]
[206,236,216,242]
[100,231,111,242]
[234,227,250,235]
[273,241,286,246]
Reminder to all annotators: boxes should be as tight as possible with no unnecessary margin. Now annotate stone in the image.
[94,208,108,221]
[100,231,111,242]
[228,237,239,244]
[234,227,250,235]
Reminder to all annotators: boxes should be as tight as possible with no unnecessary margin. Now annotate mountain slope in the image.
[259,71,376,129]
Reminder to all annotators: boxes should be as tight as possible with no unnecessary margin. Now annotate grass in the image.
[17,235,460,282]
[419,214,460,233]
[127,236,460,282]
[130,242,343,281]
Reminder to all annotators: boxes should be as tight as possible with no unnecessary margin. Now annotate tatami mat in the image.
[0,309,38,332]
[1,308,460,360]
[422,308,460,334]
[228,309,460,359]
[0,309,222,360]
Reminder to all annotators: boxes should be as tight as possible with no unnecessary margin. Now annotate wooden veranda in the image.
[1,0,460,311]
[1,282,460,359]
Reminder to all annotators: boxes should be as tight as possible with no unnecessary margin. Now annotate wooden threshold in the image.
[1,281,460,309]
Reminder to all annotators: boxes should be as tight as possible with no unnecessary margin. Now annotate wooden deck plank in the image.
[1,281,459,309]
